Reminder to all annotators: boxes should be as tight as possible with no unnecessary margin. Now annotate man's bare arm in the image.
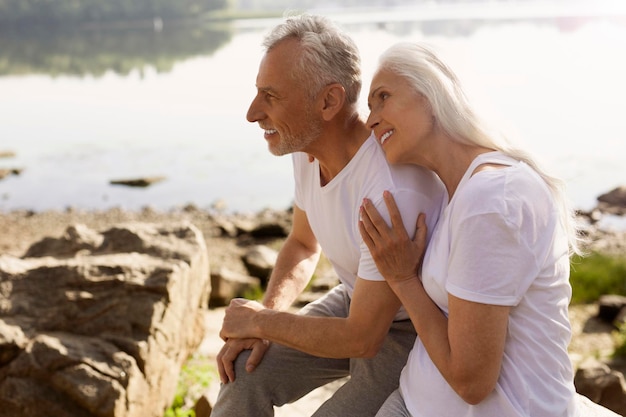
[221,277,401,359]
[263,205,321,310]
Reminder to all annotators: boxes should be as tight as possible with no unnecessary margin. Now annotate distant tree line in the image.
[0,23,233,77]
[0,0,228,28]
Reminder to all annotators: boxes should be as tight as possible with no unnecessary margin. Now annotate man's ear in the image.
[320,83,346,121]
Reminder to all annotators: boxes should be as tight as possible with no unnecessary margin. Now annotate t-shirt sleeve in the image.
[357,188,436,281]
[446,210,540,306]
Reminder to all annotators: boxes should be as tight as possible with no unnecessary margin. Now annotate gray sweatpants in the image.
[211,284,416,417]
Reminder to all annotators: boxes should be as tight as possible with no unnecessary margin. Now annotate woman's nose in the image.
[366,112,379,130]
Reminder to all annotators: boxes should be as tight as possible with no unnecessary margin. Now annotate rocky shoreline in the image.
[0,203,624,341]
[0,192,625,416]
[1,196,625,270]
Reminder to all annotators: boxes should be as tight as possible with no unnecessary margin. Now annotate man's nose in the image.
[247,95,263,123]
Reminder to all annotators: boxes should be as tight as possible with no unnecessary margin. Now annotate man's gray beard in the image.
[270,112,324,156]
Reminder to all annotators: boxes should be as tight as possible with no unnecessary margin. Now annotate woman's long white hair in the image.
[377,42,584,255]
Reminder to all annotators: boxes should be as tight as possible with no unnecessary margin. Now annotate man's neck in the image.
[313,117,371,186]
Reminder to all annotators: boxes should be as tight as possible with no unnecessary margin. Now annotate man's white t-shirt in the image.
[401,152,577,416]
[293,133,446,320]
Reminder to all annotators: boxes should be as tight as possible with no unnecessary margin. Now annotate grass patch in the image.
[164,354,216,417]
[570,251,626,359]
[570,252,626,304]
[614,323,626,358]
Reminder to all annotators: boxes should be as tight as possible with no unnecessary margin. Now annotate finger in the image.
[220,345,239,383]
[382,190,405,232]
[359,202,382,251]
[359,202,374,230]
[362,197,387,229]
[246,339,269,373]
[224,357,236,383]
[217,346,229,384]
[414,213,428,251]
[230,297,245,307]
[358,214,376,250]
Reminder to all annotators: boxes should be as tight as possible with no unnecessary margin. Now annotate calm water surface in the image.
[0,4,625,220]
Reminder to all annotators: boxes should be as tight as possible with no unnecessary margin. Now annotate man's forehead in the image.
[255,52,295,93]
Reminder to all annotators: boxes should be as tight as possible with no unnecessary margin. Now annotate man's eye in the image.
[380,92,389,100]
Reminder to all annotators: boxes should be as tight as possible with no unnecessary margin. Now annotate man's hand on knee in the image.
[217,338,271,383]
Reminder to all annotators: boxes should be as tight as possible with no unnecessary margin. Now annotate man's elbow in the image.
[351,336,385,358]
[454,380,496,405]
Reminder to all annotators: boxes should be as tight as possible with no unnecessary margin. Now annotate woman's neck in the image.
[430,142,494,200]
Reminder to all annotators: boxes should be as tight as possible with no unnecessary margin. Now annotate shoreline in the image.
[1,204,625,415]
[1,204,624,274]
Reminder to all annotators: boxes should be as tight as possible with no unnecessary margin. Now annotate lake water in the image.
[1,2,625,220]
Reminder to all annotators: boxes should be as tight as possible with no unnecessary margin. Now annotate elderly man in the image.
[211,14,445,417]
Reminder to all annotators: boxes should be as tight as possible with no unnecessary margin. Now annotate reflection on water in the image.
[0,22,233,77]
[2,1,624,79]
[0,4,625,218]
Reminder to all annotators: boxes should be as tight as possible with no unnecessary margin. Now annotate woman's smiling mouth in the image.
[380,130,394,145]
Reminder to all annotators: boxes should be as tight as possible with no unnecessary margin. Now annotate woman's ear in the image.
[320,83,346,121]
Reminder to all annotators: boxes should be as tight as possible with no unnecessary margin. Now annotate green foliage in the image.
[0,23,232,77]
[570,252,626,304]
[0,0,229,26]
[614,323,626,358]
[164,394,196,417]
[243,285,265,301]
[164,354,215,417]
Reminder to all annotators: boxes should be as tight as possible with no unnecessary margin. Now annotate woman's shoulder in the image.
[456,161,554,222]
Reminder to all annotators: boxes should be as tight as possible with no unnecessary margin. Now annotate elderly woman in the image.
[359,42,618,417]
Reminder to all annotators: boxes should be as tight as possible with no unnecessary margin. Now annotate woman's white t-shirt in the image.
[401,152,577,417]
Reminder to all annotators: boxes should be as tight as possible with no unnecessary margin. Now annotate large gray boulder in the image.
[0,222,210,417]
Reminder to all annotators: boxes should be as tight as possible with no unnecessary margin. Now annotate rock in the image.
[615,308,626,328]
[597,186,626,215]
[575,357,626,416]
[309,272,340,292]
[598,186,626,208]
[212,216,240,238]
[250,222,290,239]
[0,222,210,417]
[0,168,22,181]
[210,267,261,308]
[242,245,278,284]
[193,394,212,417]
[24,223,104,258]
[252,208,292,238]
[597,295,626,325]
[109,176,166,188]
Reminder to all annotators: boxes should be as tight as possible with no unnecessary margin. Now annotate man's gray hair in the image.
[263,14,362,104]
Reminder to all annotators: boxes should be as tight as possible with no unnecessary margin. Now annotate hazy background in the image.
[0,0,624,219]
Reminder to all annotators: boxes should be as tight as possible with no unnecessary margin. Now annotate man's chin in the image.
[268,145,287,157]
[268,141,294,157]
